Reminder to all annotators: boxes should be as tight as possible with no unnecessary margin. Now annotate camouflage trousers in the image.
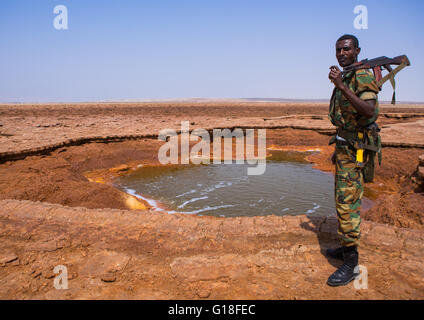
[334,144,364,247]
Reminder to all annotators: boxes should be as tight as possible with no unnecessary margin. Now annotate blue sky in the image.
[0,0,423,102]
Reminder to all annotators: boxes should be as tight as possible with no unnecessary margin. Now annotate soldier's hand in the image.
[329,66,344,89]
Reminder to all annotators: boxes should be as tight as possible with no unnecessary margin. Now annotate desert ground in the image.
[0,101,424,299]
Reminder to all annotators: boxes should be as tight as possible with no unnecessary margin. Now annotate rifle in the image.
[342,55,411,104]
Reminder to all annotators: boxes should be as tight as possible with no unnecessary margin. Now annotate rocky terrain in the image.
[0,102,423,299]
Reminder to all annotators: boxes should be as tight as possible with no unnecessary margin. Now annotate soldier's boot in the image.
[327,246,359,287]
[325,246,344,260]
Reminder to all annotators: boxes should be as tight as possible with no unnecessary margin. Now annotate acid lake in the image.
[114,150,335,217]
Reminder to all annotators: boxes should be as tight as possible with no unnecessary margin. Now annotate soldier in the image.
[326,34,380,286]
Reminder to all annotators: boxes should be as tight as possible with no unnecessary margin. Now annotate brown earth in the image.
[0,102,424,299]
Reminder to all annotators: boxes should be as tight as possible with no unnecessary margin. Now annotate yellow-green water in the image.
[114,151,336,217]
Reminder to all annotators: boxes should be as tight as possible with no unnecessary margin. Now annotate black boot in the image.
[327,246,359,287]
[325,246,344,260]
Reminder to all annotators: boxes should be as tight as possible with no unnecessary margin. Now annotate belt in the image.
[336,129,359,141]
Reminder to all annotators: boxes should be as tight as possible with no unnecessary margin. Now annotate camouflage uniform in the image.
[329,69,380,247]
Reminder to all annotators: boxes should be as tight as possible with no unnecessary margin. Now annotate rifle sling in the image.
[377,62,408,105]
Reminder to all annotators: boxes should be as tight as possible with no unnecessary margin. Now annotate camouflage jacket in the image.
[329,69,380,131]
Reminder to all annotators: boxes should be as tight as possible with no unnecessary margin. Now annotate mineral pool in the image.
[114,150,335,217]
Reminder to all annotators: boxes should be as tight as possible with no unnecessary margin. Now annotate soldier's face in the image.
[336,39,361,67]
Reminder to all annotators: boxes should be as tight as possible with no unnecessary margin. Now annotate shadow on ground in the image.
[300,214,344,269]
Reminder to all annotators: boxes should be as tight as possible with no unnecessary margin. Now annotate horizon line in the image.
[1,97,424,105]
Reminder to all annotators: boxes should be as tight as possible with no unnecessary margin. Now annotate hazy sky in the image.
[0,0,423,102]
